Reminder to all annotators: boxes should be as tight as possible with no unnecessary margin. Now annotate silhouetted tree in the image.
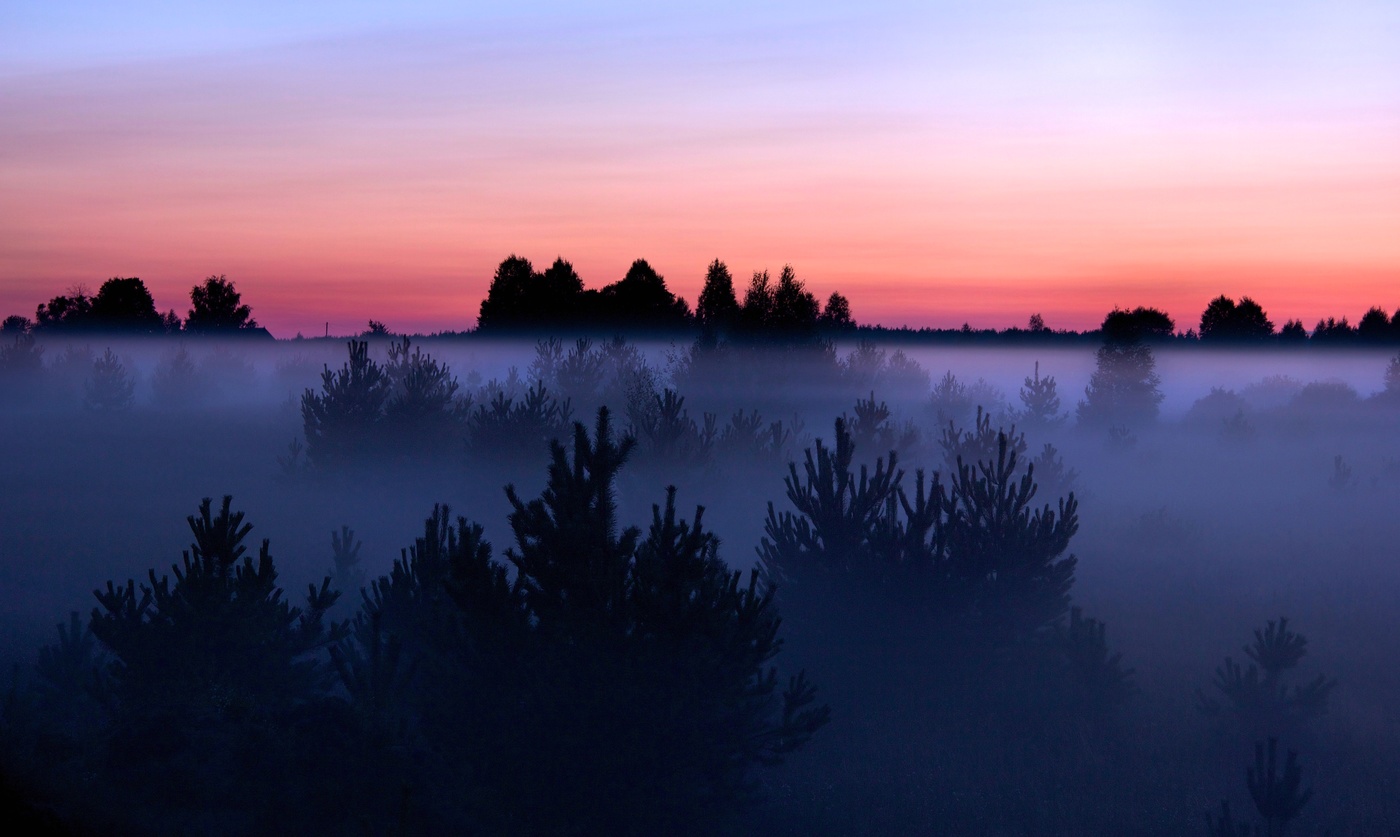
[1384,352,1400,396]
[339,410,826,833]
[1356,306,1392,343]
[34,286,94,331]
[761,416,1080,643]
[1,315,30,334]
[301,340,391,468]
[468,381,572,465]
[90,497,344,725]
[818,292,855,331]
[696,259,741,333]
[1200,296,1275,342]
[1017,361,1065,430]
[1101,306,1175,342]
[476,254,538,330]
[768,265,820,337]
[1278,319,1308,343]
[90,277,162,333]
[383,337,468,458]
[1310,317,1354,345]
[595,258,691,330]
[739,269,775,333]
[185,275,257,332]
[1077,338,1163,428]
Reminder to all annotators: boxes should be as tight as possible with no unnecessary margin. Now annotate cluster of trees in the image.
[4,275,263,337]
[6,415,826,834]
[477,255,855,338]
[1198,294,1400,345]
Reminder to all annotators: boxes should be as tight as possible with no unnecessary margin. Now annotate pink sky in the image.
[3,4,1397,337]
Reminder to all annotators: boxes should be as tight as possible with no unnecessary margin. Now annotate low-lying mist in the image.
[2,331,1398,834]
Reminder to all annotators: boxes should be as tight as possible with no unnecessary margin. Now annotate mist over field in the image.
[3,330,1400,834]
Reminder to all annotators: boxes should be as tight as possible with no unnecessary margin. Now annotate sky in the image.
[2,1,1398,337]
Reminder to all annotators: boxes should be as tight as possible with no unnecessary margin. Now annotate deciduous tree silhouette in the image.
[90,277,163,333]
[34,286,93,331]
[818,291,855,331]
[1201,295,1275,342]
[185,275,257,332]
[1101,306,1175,342]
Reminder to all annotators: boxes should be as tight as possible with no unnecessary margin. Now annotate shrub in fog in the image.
[338,409,827,833]
[1207,739,1316,837]
[1197,618,1336,745]
[0,331,44,399]
[383,336,469,457]
[301,340,390,468]
[759,414,1129,723]
[89,497,344,726]
[846,392,921,461]
[840,342,931,393]
[628,388,716,469]
[1016,361,1065,430]
[1077,338,1163,428]
[1184,388,1255,440]
[1240,374,1302,411]
[763,415,1081,643]
[1385,352,1400,394]
[82,347,135,411]
[928,371,973,427]
[150,345,205,408]
[14,498,349,832]
[467,380,572,465]
[939,405,1027,475]
[197,346,258,402]
[1290,380,1360,413]
[530,335,658,418]
[1030,442,1079,501]
[714,407,802,467]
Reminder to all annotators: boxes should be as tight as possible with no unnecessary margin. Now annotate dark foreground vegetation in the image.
[3,323,1400,834]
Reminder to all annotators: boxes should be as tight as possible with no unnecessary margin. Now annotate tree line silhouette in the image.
[4,276,265,337]
[6,262,1398,347]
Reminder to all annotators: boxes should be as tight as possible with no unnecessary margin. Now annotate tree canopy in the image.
[186,275,257,333]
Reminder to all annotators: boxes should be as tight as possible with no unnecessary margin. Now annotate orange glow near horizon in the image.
[3,12,1398,337]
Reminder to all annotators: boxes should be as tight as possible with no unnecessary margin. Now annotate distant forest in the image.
[6,258,1400,347]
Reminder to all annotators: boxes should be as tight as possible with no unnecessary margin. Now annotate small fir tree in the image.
[1018,361,1065,430]
[301,340,391,468]
[1197,618,1336,744]
[82,348,135,411]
